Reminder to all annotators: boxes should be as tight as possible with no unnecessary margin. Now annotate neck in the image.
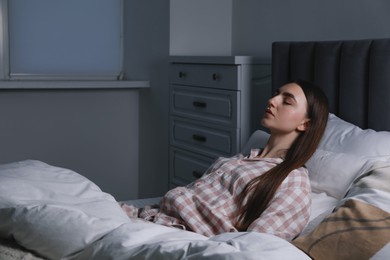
[259,131,299,158]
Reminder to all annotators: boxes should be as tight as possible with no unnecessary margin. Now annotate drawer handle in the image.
[192,171,203,179]
[179,71,187,78]
[212,73,220,81]
[192,134,207,142]
[193,101,207,108]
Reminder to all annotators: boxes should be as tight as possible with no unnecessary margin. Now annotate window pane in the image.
[9,0,122,79]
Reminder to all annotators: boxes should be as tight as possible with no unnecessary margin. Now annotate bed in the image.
[1,38,390,259]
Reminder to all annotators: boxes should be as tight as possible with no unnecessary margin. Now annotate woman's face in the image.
[261,83,309,134]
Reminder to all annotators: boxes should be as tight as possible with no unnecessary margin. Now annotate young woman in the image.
[122,80,329,241]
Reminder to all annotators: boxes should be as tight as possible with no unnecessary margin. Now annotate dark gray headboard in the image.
[272,39,390,131]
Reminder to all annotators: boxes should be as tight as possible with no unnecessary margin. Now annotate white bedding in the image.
[1,114,389,259]
[0,160,311,260]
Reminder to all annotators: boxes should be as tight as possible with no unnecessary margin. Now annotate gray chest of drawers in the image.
[169,56,271,187]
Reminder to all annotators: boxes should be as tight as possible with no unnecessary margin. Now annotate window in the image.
[1,0,123,80]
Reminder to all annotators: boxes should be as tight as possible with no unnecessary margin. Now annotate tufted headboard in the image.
[272,39,390,131]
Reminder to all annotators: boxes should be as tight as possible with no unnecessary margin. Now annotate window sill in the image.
[0,80,150,90]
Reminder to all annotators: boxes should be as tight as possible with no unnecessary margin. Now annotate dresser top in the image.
[170,56,270,65]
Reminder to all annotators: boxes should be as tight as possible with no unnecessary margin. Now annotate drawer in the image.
[169,148,215,186]
[170,118,239,157]
[170,64,239,90]
[171,85,239,126]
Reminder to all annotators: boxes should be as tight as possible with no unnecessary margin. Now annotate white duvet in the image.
[0,160,313,259]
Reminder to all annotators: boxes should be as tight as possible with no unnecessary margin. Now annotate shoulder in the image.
[283,166,310,189]
[291,166,309,177]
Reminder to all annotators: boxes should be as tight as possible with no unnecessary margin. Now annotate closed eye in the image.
[282,93,296,105]
[283,97,294,105]
[274,88,297,105]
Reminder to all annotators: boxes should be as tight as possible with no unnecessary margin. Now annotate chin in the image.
[261,119,270,129]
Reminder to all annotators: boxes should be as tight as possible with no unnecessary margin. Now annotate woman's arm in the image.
[246,168,311,241]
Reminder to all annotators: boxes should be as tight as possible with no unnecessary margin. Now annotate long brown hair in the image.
[235,80,329,231]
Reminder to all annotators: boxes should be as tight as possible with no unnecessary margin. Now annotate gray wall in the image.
[124,0,170,198]
[169,0,390,57]
[169,0,232,56]
[0,88,140,201]
[231,0,390,58]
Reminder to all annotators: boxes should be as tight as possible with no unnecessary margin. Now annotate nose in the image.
[267,96,277,108]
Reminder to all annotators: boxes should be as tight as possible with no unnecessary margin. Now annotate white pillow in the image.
[241,130,270,155]
[306,150,390,199]
[0,160,129,259]
[306,114,390,199]
[339,161,390,213]
[319,113,390,156]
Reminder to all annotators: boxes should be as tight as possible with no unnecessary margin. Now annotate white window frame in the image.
[0,0,9,80]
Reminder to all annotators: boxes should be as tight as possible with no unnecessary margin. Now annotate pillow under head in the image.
[306,114,390,199]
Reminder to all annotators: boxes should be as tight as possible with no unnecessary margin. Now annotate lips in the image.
[265,107,274,116]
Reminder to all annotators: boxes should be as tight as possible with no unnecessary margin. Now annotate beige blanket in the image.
[293,199,390,259]
[293,164,390,260]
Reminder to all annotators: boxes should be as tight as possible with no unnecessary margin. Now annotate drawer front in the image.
[170,118,239,157]
[171,85,239,126]
[169,148,215,186]
[170,64,239,90]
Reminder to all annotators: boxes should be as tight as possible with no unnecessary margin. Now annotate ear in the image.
[297,119,310,132]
